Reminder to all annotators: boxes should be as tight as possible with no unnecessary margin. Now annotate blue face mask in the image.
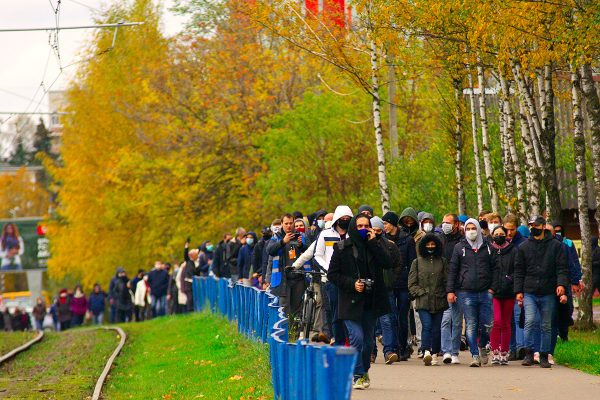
[206,244,214,252]
[357,229,369,240]
[246,238,254,246]
[317,220,325,229]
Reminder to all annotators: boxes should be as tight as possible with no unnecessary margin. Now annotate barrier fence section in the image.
[192,276,357,400]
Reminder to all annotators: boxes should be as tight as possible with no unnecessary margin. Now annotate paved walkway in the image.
[352,350,600,400]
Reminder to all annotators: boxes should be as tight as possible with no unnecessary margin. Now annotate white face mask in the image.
[271,225,281,234]
[441,223,453,235]
[423,223,434,233]
[488,223,498,234]
[466,230,478,241]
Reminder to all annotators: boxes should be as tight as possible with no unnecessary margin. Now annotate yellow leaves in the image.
[229,375,243,381]
[0,167,49,219]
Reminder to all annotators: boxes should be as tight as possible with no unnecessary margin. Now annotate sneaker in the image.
[417,349,424,358]
[431,354,439,366]
[385,352,398,365]
[548,354,555,365]
[479,347,489,365]
[500,352,509,365]
[533,352,540,364]
[539,352,551,368]
[522,350,534,366]
[353,376,366,390]
[362,373,371,388]
[470,355,481,367]
[508,350,517,361]
[491,350,501,365]
[442,352,452,364]
[423,350,432,366]
[370,354,376,364]
[451,355,460,364]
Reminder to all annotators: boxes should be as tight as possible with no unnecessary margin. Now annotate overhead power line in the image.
[0,22,144,33]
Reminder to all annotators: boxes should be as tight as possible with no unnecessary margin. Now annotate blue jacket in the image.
[88,291,107,315]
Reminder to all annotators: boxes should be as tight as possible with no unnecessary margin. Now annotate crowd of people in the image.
[179,205,600,391]
[3,204,600,393]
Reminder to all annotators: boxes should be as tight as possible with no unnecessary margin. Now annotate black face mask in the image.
[403,224,417,235]
[530,227,543,237]
[493,236,507,246]
[337,219,350,230]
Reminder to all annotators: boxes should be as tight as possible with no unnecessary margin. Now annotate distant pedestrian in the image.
[32,297,46,331]
[70,285,88,327]
[148,262,170,317]
[114,269,133,323]
[88,283,107,325]
[56,289,72,331]
[134,273,152,322]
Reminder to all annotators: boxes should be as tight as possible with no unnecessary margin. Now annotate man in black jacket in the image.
[440,213,464,364]
[382,211,416,361]
[447,218,495,367]
[328,214,392,390]
[514,216,568,368]
[267,214,308,320]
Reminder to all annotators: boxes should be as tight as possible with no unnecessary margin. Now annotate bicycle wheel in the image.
[302,297,315,340]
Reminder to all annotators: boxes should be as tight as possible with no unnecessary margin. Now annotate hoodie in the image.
[400,207,425,245]
[313,205,354,274]
[463,218,484,250]
[408,234,448,313]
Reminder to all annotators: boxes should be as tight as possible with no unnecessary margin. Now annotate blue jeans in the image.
[418,310,443,354]
[344,310,376,377]
[35,319,44,331]
[109,303,117,323]
[152,295,167,317]
[324,282,346,345]
[379,292,399,355]
[441,301,463,356]
[93,312,104,325]
[524,294,555,353]
[457,291,493,356]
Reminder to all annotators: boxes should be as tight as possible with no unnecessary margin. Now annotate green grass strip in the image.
[0,331,37,355]
[555,328,600,375]
[0,329,117,399]
[104,312,273,399]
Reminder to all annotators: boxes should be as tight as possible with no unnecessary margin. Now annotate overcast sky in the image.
[0,0,188,129]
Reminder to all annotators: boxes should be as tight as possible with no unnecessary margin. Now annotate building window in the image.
[51,115,60,125]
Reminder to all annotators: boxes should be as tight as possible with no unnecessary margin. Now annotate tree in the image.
[32,118,53,162]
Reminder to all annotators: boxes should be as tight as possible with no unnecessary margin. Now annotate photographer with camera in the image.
[327,214,392,391]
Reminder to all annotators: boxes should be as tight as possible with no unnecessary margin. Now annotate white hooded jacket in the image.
[313,205,354,279]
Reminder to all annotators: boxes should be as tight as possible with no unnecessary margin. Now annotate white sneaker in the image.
[431,354,439,366]
[548,354,555,365]
[423,350,432,366]
[451,355,460,364]
[443,352,452,364]
[533,352,540,364]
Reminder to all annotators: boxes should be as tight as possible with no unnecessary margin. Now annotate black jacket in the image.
[252,237,268,276]
[225,238,243,277]
[115,276,133,311]
[148,268,170,297]
[385,230,416,290]
[514,233,569,296]
[441,231,463,262]
[327,216,393,321]
[490,243,517,299]
[212,240,228,278]
[382,237,404,291]
[267,231,308,296]
[447,239,495,293]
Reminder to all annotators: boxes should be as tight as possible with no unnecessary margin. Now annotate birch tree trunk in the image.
[477,61,499,212]
[513,61,562,222]
[579,63,600,236]
[519,100,540,217]
[387,61,399,160]
[467,68,484,213]
[370,40,390,213]
[570,67,594,328]
[453,79,467,215]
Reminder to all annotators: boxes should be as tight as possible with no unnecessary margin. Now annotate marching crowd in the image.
[4,204,600,392]
[181,205,600,390]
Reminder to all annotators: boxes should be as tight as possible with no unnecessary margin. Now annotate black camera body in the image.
[360,278,375,293]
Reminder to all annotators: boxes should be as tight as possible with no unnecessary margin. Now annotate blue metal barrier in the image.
[192,276,357,400]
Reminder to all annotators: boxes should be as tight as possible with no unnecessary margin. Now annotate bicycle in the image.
[285,267,323,341]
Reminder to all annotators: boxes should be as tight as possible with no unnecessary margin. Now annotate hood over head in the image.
[464,218,484,249]
[458,215,469,224]
[517,225,530,238]
[399,207,419,226]
[331,205,354,226]
[348,214,372,247]
[419,212,435,223]
[418,233,443,257]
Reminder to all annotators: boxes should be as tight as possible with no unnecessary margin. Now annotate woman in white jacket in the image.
[134,275,152,321]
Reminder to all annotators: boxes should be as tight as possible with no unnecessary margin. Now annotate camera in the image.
[360,278,375,293]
